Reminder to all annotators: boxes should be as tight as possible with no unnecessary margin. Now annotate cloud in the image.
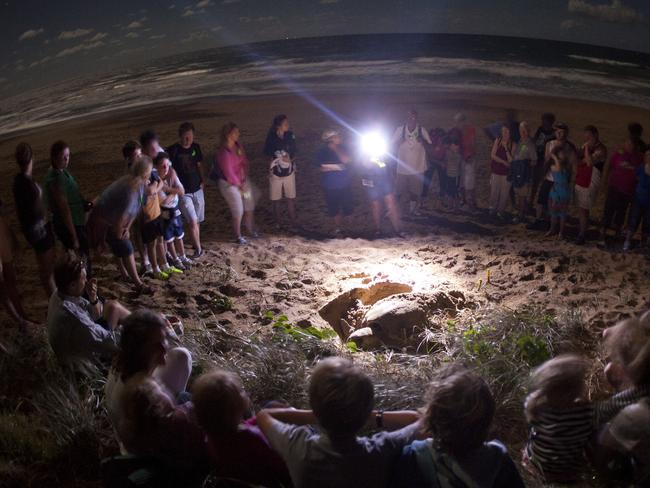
[29,56,52,68]
[149,34,167,39]
[58,28,93,40]
[88,32,108,42]
[181,31,211,43]
[211,26,223,32]
[182,8,195,16]
[18,28,44,41]
[320,0,340,3]
[126,32,139,38]
[55,40,105,58]
[222,0,240,3]
[197,0,213,6]
[568,0,642,23]
[560,19,583,29]
[127,21,143,29]
[239,15,276,23]
[169,4,176,8]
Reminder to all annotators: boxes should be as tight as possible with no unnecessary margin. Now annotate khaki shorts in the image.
[574,185,594,210]
[395,172,424,199]
[269,173,296,201]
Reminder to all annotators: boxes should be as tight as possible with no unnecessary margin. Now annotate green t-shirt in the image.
[44,168,86,225]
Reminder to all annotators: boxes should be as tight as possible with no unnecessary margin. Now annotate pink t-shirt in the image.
[608,150,643,195]
[216,144,249,186]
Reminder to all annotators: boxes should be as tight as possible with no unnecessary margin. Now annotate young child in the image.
[256,356,421,488]
[394,364,524,487]
[424,128,446,202]
[154,153,192,271]
[523,355,594,484]
[192,370,291,487]
[623,149,650,251]
[546,147,571,238]
[443,135,462,210]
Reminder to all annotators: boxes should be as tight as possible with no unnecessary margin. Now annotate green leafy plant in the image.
[266,312,337,342]
[211,294,233,313]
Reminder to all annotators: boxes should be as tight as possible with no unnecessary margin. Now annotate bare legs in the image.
[186,221,201,254]
[103,299,131,330]
[35,248,56,297]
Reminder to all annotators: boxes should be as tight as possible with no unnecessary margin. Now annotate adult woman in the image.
[313,129,353,235]
[213,123,257,245]
[105,309,207,473]
[510,122,536,223]
[489,125,516,219]
[12,142,56,297]
[44,141,92,271]
[264,114,297,227]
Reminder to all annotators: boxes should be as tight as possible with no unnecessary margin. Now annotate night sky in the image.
[1,0,649,96]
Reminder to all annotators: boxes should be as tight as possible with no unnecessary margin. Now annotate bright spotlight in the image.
[360,131,388,160]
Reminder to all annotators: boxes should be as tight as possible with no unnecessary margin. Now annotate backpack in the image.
[412,440,481,488]
[401,125,425,144]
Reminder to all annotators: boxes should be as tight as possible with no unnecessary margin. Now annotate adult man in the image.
[531,113,556,206]
[47,256,130,367]
[392,109,432,216]
[167,122,204,258]
[574,126,607,244]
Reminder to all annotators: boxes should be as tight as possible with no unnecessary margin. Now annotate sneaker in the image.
[191,248,204,259]
[154,270,170,281]
[173,259,186,271]
[250,231,261,239]
[142,263,153,276]
[623,239,632,252]
[180,256,193,267]
[236,236,248,245]
[333,228,343,237]
[412,208,423,217]
[166,265,184,275]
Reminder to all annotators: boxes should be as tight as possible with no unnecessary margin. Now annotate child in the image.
[450,113,477,211]
[623,149,650,251]
[394,364,524,487]
[523,355,594,484]
[256,356,421,488]
[546,147,571,238]
[443,135,462,210]
[154,153,192,270]
[423,128,446,202]
[192,370,291,487]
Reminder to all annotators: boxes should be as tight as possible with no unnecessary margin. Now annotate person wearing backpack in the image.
[392,109,432,216]
[264,114,297,228]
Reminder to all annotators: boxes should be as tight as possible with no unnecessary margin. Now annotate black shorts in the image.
[324,187,354,217]
[53,219,89,254]
[106,230,134,258]
[141,217,163,244]
[537,180,554,207]
[442,175,459,198]
[162,215,185,243]
[24,221,55,255]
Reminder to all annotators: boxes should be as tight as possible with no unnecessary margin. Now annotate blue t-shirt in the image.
[635,164,650,207]
[314,145,351,190]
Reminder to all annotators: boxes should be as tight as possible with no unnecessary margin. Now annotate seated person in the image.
[395,364,524,487]
[105,309,207,473]
[256,356,421,488]
[192,370,290,487]
[47,256,129,366]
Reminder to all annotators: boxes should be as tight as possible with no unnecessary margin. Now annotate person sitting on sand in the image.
[623,149,650,251]
[264,114,298,228]
[529,122,577,231]
[12,142,56,297]
[601,138,643,246]
[47,256,130,367]
[256,356,422,488]
[167,122,205,259]
[313,129,354,236]
[105,309,208,475]
[394,364,524,487]
[192,369,291,487]
[574,125,607,245]
[87,156,152,294]
[510,121,537,224]
[489,125,515,219]
[392,109,432,216]
[0,199,37,329]
[44,140,92,273]
[546,146,571,238]
[154,152,193,270]
[522,355,596,484]
[213,122,258,245]
[140,132,180,280]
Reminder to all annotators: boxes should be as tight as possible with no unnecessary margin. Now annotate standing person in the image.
[87,157,152,293]
[530,113,557,209]
[489,125,515,219]
[628,122,647,154]
[264,114,298,228]
[122,141,148,272]
[166,122,205,259]
[510,122,537,223]
[623,149,650,251]
[213,122,257,245]
[313,129,354,236]
[601,139,643,245]
[423,128,446,203]
[484,108,521,143]
[154,153,192,270]
[392,109,432,216]
[443,134,462,210]
[44,140,92,272]
[546,147,571,238]
[12,142,56,297]
[528,122,577,231]
[450,113,477,210]
[574,126,607,245]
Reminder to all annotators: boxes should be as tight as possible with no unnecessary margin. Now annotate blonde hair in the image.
[193,370,248,436]
[130,155,153,179]
[525,355,589,420]
[605,311,650,387]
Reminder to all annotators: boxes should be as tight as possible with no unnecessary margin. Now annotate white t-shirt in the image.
[392,125,432,175]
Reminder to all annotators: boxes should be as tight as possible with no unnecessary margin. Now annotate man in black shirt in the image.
[167,122,204,258]
[263,115,297,226]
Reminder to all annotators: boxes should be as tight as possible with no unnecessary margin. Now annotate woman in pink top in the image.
[214,122,257,245]
[601,138,643,243]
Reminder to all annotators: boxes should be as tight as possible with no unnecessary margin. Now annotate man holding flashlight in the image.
[392,109,432,216]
